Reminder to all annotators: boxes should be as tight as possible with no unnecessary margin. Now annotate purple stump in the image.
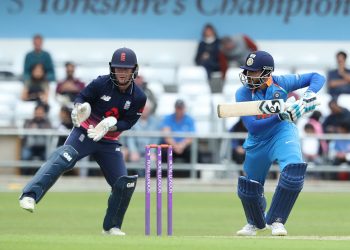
[145,145,151,235]
[167,146,173,236]
[156,146,162,236]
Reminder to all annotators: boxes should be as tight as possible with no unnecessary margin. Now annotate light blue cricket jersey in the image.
[235,73,325,147]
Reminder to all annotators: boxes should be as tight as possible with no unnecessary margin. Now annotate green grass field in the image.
[1,192,350,250]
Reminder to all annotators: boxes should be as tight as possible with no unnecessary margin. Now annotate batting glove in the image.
[302,90,318,113]
[278,98,305,123]
[87,117,117,142]
[71,102,91,127]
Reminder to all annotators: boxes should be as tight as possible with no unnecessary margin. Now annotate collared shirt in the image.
[161,113,195,143]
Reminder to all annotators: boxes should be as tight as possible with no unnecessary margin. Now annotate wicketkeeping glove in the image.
[302,90,318,113]
[71,102,91,127]
[278,97,305,123]
[87,117,117,142]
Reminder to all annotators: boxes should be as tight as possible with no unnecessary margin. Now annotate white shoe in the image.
[102,228,126,236]
[269,222,288,236]
[19,197,35,213]
[236,224,265,236]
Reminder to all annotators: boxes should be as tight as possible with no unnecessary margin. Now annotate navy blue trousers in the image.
[65,127,127,187]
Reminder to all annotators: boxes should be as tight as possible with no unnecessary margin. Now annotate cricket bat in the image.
[217,99,285,118]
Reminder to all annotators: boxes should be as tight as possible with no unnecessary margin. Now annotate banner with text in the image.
[1,0,349,40]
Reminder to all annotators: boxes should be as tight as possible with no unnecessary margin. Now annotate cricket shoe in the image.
[236,224,265,236]
[19,196,35,213]
[102,227,126,236]
[268,222,288,236]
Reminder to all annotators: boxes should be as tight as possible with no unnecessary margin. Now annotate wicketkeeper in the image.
[19,47,147,236]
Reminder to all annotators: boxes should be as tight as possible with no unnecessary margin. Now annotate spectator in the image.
[219,34,258,78]
[160,99,195,163]
[323,99,350,134]
[327,51,350,98]
[307,110,328,155]
[56,106,73,147]
[23,34,55,81]
[328,120,350,180]
[56,62,85,106]
[134,75,157,114]
[126,100,159,163]
[21,63,49,104]
[20,103,52,175]
[302,123,321,164]
[195,23,221,80]
[229,118,247,164]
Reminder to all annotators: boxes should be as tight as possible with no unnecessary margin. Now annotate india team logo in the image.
[246,58,254,66]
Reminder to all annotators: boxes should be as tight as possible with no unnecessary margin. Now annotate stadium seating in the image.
[0,39,340,134]
[147,81,164,96]
[225,67,241,85]
[14,100,37,127]
[176,65,207,84]
[155,93,179,117]
[139,66,176,86]
[0,104,14,127]
[0,81,23,97]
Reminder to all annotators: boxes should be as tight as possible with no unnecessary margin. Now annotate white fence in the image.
[0,129,350,179]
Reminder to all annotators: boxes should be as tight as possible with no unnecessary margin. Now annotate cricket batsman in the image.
[235,51,325,236]
[19,47,147,236]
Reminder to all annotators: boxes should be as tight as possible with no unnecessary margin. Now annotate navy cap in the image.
[175,99,185,108]
[240,51,274,72]
[110,47,137,68]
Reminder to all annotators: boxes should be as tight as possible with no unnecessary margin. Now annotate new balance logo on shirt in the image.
[101,95,111,101]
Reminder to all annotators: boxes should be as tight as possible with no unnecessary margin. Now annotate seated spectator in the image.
[23,34,55,81]
[328,120,350,181]
[56,62,85,106]
[126,100,159,163]
[194,23,221,80]
[219,34,258,78]
[328,120,350,167]
[160,99,195,163]
[56,106,73,147]
[56,106,78,176]
[21,63,49,104]
[308,110,328,156]
[20,103,52,175]
[327,51,350,98]
[229,118,247,164]
[323,99,350,134]
[302,123,322,164]
[134,75,157,114]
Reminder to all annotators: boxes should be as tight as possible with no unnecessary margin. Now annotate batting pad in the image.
[21,145,78,203]
[103,175,138,231]
[266,163,307,225]
[237,176,266,229]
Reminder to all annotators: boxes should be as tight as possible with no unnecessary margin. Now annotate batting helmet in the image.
[109,47,138,86]
[239,50,274,89]
[240,50,274,72]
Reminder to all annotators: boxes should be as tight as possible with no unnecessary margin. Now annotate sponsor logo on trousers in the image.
[127,182,135,188]
[63,152,72,162]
